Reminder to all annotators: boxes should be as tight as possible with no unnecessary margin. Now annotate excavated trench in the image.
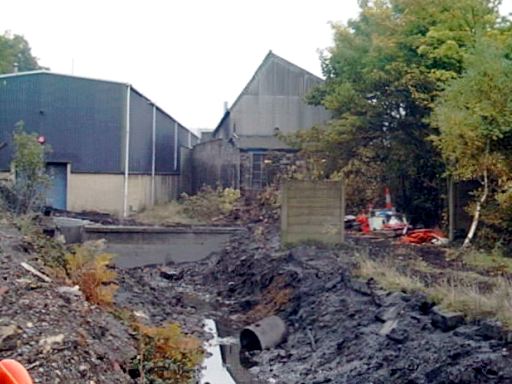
[108,224,512,384]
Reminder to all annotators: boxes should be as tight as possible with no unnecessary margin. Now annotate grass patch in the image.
[355,255,512,329]
[134,186,240,226]
[462,248,512,274]
[135,201,204,226]
[355,257,425,293]
[429,276,512,328]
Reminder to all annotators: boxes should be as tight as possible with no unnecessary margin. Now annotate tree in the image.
[10,122,51,214]
[431,35,512,247]
[0,31,43,74]
[288,0,503,225]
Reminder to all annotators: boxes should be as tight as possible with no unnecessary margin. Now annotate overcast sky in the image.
[1,1,511,133]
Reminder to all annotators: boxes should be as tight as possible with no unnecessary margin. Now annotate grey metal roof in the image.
[0,70,198,140]
[213,51,325,135]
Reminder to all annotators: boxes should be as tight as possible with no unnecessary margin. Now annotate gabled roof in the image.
[213,51,324,135]
[0,70,198,139]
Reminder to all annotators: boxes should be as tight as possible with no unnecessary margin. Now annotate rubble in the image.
[4,208,512,383]
[0,222,135,383]
[191,228,512,384]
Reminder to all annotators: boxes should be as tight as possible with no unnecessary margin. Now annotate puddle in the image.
[216,320,264,384]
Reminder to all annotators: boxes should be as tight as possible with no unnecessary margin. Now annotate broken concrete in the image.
[431,306,465,331]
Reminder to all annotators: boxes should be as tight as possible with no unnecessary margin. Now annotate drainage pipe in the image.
[151,104,156,206]
[174,122,178,172]
[123,85,131,218]
[240,315,287,351]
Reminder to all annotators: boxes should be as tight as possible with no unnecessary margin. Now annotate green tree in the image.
[289,0,503,225]
[11,122,51,214]
[0,31,43,74]
[432,35,512,247]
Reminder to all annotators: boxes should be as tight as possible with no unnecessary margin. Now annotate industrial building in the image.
[0,71,198,216]
[192,51,331,191]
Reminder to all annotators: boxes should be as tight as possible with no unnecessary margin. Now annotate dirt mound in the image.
[199,228,512,384]
[0,223,135,383]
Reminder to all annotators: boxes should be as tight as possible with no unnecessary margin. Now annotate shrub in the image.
[133,323,204,383]
[65,241,118,306]
[15,214,67,269]
[181,186,240,221]
[8,122,52,214]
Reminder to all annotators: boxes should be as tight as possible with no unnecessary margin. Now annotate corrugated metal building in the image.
[214,51,331,141]
[193,51,331,191]
[0,71,198,216]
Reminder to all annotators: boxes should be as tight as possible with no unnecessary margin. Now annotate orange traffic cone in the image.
[0,359,33,384]
[385,187,392,209]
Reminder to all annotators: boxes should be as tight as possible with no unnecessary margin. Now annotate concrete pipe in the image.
[240,315,287,351]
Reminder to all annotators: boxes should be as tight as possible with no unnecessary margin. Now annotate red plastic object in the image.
[401,229,446,245]
[0,359,33,384]
[356,213,370,233]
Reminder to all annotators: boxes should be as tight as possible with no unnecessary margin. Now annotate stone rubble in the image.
[0,223,136,383]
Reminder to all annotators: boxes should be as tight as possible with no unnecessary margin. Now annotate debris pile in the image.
[197,229,512,384]
[0,223,135,383]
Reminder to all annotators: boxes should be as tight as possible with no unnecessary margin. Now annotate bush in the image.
[1,123,51,214]
[181,186,240,221]
[132,323,204,383]
[65,241,118,306]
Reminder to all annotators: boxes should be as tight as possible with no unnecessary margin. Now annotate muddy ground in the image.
[118,225,512,384]
[4,212,512,383]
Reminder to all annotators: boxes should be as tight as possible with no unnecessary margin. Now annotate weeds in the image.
[135,201,202,226]
[355,255,512,329]
[136,186,241,225]
[181,186,240,221]
[15,214,67,269]
[355,257,425,293]
[429,276,512,328]
[65,241,118,306]
[461,247,512,275]
[132,322,204,383]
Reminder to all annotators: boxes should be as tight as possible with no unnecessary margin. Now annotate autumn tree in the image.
[432,35,512,247]
[288,0,502,226]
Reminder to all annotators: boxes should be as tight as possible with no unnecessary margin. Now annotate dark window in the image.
[251,153,266,189]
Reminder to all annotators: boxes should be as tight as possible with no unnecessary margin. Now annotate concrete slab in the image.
[84,225,243,268]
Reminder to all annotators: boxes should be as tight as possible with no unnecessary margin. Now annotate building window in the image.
[251,153,266,190]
